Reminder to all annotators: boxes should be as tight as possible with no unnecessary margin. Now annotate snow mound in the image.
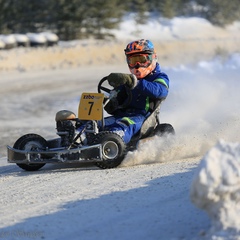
[27,33,47,44]
[111,16,240,41]
[190,140,240,239]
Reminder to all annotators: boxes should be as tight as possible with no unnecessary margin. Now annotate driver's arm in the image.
[137,78,169,99]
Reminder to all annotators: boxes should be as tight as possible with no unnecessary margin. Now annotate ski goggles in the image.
[127,54,152,68]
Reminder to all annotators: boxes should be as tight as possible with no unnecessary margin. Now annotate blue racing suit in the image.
[104,63,169,143]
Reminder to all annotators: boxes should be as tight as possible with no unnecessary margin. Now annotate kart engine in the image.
[56,120,75,147]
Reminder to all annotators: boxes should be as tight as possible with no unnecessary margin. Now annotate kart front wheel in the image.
[13,134,47,171]
[94,132,126,169]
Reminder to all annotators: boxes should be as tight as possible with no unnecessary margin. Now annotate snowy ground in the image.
[0,17,240,240]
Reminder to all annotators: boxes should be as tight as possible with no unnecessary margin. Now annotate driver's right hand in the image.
[107,73,137,89]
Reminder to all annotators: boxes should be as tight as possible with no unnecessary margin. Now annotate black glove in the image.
[108,73,137,89]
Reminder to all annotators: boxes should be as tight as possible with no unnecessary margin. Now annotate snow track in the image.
[0,157,209,240]
[1,60,239,239]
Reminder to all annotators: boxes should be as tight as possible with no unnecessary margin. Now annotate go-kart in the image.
[7,76,174,171]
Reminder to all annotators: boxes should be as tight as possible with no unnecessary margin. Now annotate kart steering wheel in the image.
[98,76,132,109]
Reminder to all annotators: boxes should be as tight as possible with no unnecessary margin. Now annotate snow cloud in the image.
[122,54,240,167]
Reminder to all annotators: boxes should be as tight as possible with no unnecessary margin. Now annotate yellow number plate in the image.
[78,93,104,120]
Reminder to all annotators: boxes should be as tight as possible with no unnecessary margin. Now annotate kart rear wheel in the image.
[94,132,126,169]
[13,134,47,171]
[154,123,175,136]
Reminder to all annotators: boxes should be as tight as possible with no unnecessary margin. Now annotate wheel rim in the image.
[23,141,43,151]
[23,141,44,161]
[102,141,119,159]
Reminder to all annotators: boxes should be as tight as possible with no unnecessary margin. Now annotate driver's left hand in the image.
[107,73,137,89]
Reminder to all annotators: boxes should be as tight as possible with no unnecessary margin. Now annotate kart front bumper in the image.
[7,144,103,164]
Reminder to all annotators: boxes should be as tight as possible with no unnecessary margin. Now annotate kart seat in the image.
[138,98,164,139]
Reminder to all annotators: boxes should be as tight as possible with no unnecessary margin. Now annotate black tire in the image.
[154,123,175,136]
[13,134,47,171]
[94,132,126,169]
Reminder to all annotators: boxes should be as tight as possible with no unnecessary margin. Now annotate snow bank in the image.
[0,34,17,49]
[0,39,5,49]
[112,16,240,41]
[27,33,47,44]
[190,140,240,239]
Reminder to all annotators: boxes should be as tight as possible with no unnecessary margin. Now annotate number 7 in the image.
[88,101,94,115]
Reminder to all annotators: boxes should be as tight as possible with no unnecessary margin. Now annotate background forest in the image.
[0,0,240,40]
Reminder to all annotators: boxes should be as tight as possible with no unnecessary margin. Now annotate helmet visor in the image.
[127,54,152,69]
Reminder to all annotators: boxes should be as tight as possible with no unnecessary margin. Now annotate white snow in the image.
[13,34,29,43]
[40,32,59,42]
[26,33,47,44]
[0,39,5,49]
[191,140,240,239]
[0,17,240,240]
[111,15,240,40]
[0,35,16,44]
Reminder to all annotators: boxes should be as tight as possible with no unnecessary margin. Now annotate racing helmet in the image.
[124,39,158,79]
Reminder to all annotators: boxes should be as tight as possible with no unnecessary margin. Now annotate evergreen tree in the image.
[0,0,8,33]
[83,0,125,39]
[50,0,87,40]
[196,0,240,26]
[126,0,149,24]
[1,0,48,33]
[0,0,239,40]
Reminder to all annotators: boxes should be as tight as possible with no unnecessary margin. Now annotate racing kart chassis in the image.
[7,140,102,164]
[7,76,175,171]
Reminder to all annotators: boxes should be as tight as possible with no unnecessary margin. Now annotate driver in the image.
[103,39,170,144]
